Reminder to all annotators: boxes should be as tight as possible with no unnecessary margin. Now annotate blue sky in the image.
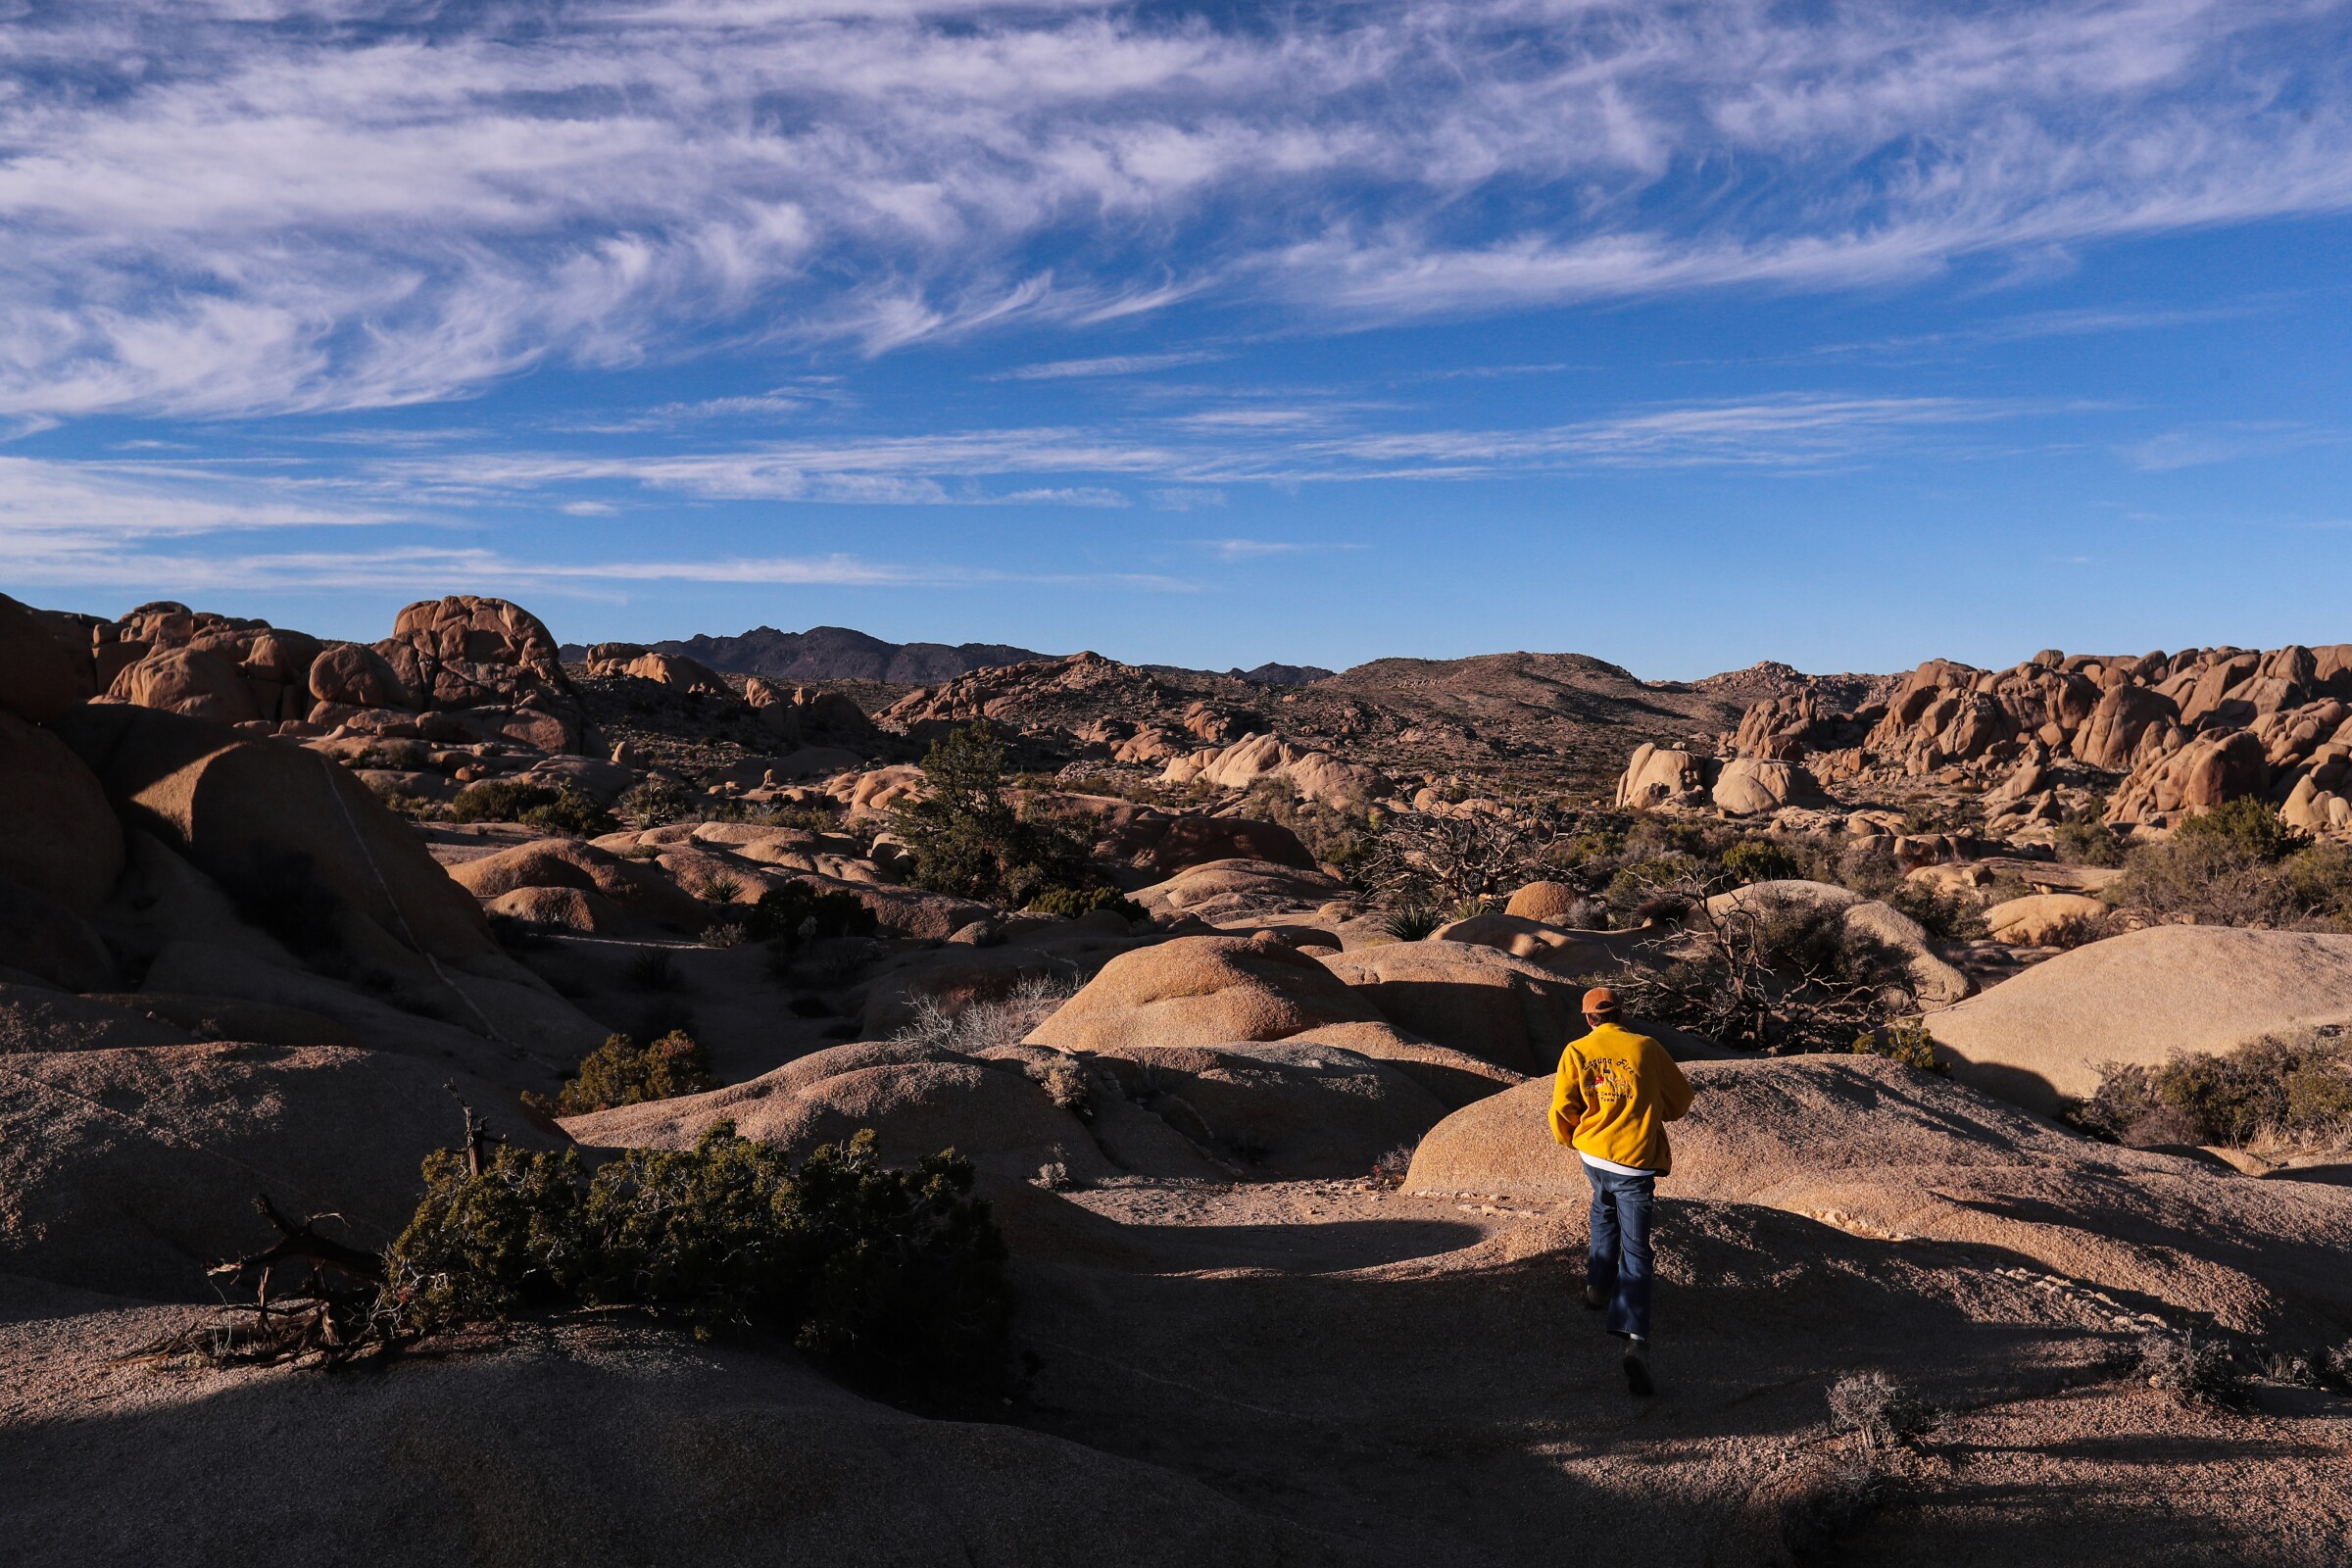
[4,0,2351,679]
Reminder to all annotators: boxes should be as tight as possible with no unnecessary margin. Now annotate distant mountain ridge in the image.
[561,625,1051,684]
[560,624,1340,686]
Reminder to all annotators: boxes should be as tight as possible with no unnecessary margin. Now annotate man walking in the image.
[1549,985,1693,1396]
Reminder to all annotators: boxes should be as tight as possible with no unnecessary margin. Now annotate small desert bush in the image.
[383,1124,1014,1384]
[625,949,683,993]
[1826,1371,1939,1449]
[1721,838,1803,886]
[1239,776,1376,872]
[1850,1019,1946,1074]
[443,779,552,825]
[2108,800,2352,930]
[744,881,880,953]
[2134,1329,2245,1409]
[616,778,698,829]
[1601,893,1914,1055]
[520,784,616,837]
[2073,1028,2352,1150]
[2052,817,2129,868]
[1369,1143,1416,1189]
[1025,883,1145,923]
[529,1030,717,1117]
[698,873,747,905]
[892,972,1082,1054]
[1382,904,1446,942]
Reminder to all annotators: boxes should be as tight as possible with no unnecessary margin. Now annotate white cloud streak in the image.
[0,1,2342,416]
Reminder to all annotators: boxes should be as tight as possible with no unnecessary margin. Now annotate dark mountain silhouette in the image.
[562,625,1051,684]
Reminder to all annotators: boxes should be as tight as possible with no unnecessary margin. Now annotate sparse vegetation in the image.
[2108,800,2352,929]
[1721,838,1803,886]
[439,779,615,836]
[626,949,683,992]
[527,1030,718,1118]
[892,724,1126,909]
[383,1123,1016,1384]
[1599,887,1914,1055]
[2135,1328,2245,1409]
[1240,776,1376,872]
[615,777,699,828]
[2053,817,2129,867]
[743,881,881,953]
[2071,1028,2352,1151]
[1851,1018,1946,1073]
[1826,1370,1940,1448]
[891,972,1083,1054]
[1025,883,1145,922]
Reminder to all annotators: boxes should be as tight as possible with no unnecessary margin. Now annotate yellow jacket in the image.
[1548,1021,1694,1175]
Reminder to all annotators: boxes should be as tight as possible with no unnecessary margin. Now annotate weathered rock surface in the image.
[0,591,90,723]
[1405,1054,2352,1338]
[54,705,496,965]
[0,1043,556,1299]
[1925,925,2352,1109]
[0,712,123,913]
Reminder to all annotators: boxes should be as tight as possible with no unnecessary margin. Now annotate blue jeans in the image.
[1585,1163,1655,1342]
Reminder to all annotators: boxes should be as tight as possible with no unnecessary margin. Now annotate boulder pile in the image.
[1708,642,2352,830]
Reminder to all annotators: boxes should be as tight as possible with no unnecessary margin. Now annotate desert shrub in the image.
[1025,883,1145,923]
[383,1124,1014,1383]
[2053,818,2129,868]
[2320,1341,2352,1393]
[1721,839,1803,886]
[698,873,747,905]
[1238,777,1376,872]
[891,724,1115,908]
[615,778,698,829]
[518,783,616,837]
[2135,1329,2244,1408]
[1826,1371,1938,1449]
[626,949,683,993]
[2108,801,2352,929]
[1605,891,1913,1055]
[701,920,749,948]
[743,881,880,952]
[892,972,1082,1054]
[532,1030,717,1117]
[1880,879,1988,944]
[444,779,556,825]
[386,1144,597,1328]
[1369,1143,1415,1189]
[1024,1055,1094,1120]
[2073,1029,2352,1148]
[2177,797,2307,862]
[1604,853,1708,913]
[1851,1019,1946,1074]
[1383,904,1446,942]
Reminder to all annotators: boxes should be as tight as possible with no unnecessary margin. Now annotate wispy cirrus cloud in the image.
[997,351,1227,380]
[0,1,2344,419]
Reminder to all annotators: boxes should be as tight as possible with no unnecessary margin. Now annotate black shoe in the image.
[1582,1285,1606,1311]
[1622,1339,1653,1397]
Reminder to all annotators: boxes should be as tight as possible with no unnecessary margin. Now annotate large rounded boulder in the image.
[1925,925,2352,1109]
[1316,941,1586,1076]
[0,711,124,913]
[0,591,90,723]
[1028,935,1520,1107]
[52,704,495,963]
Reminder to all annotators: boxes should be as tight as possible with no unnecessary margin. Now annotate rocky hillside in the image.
[567,624,1052,684]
